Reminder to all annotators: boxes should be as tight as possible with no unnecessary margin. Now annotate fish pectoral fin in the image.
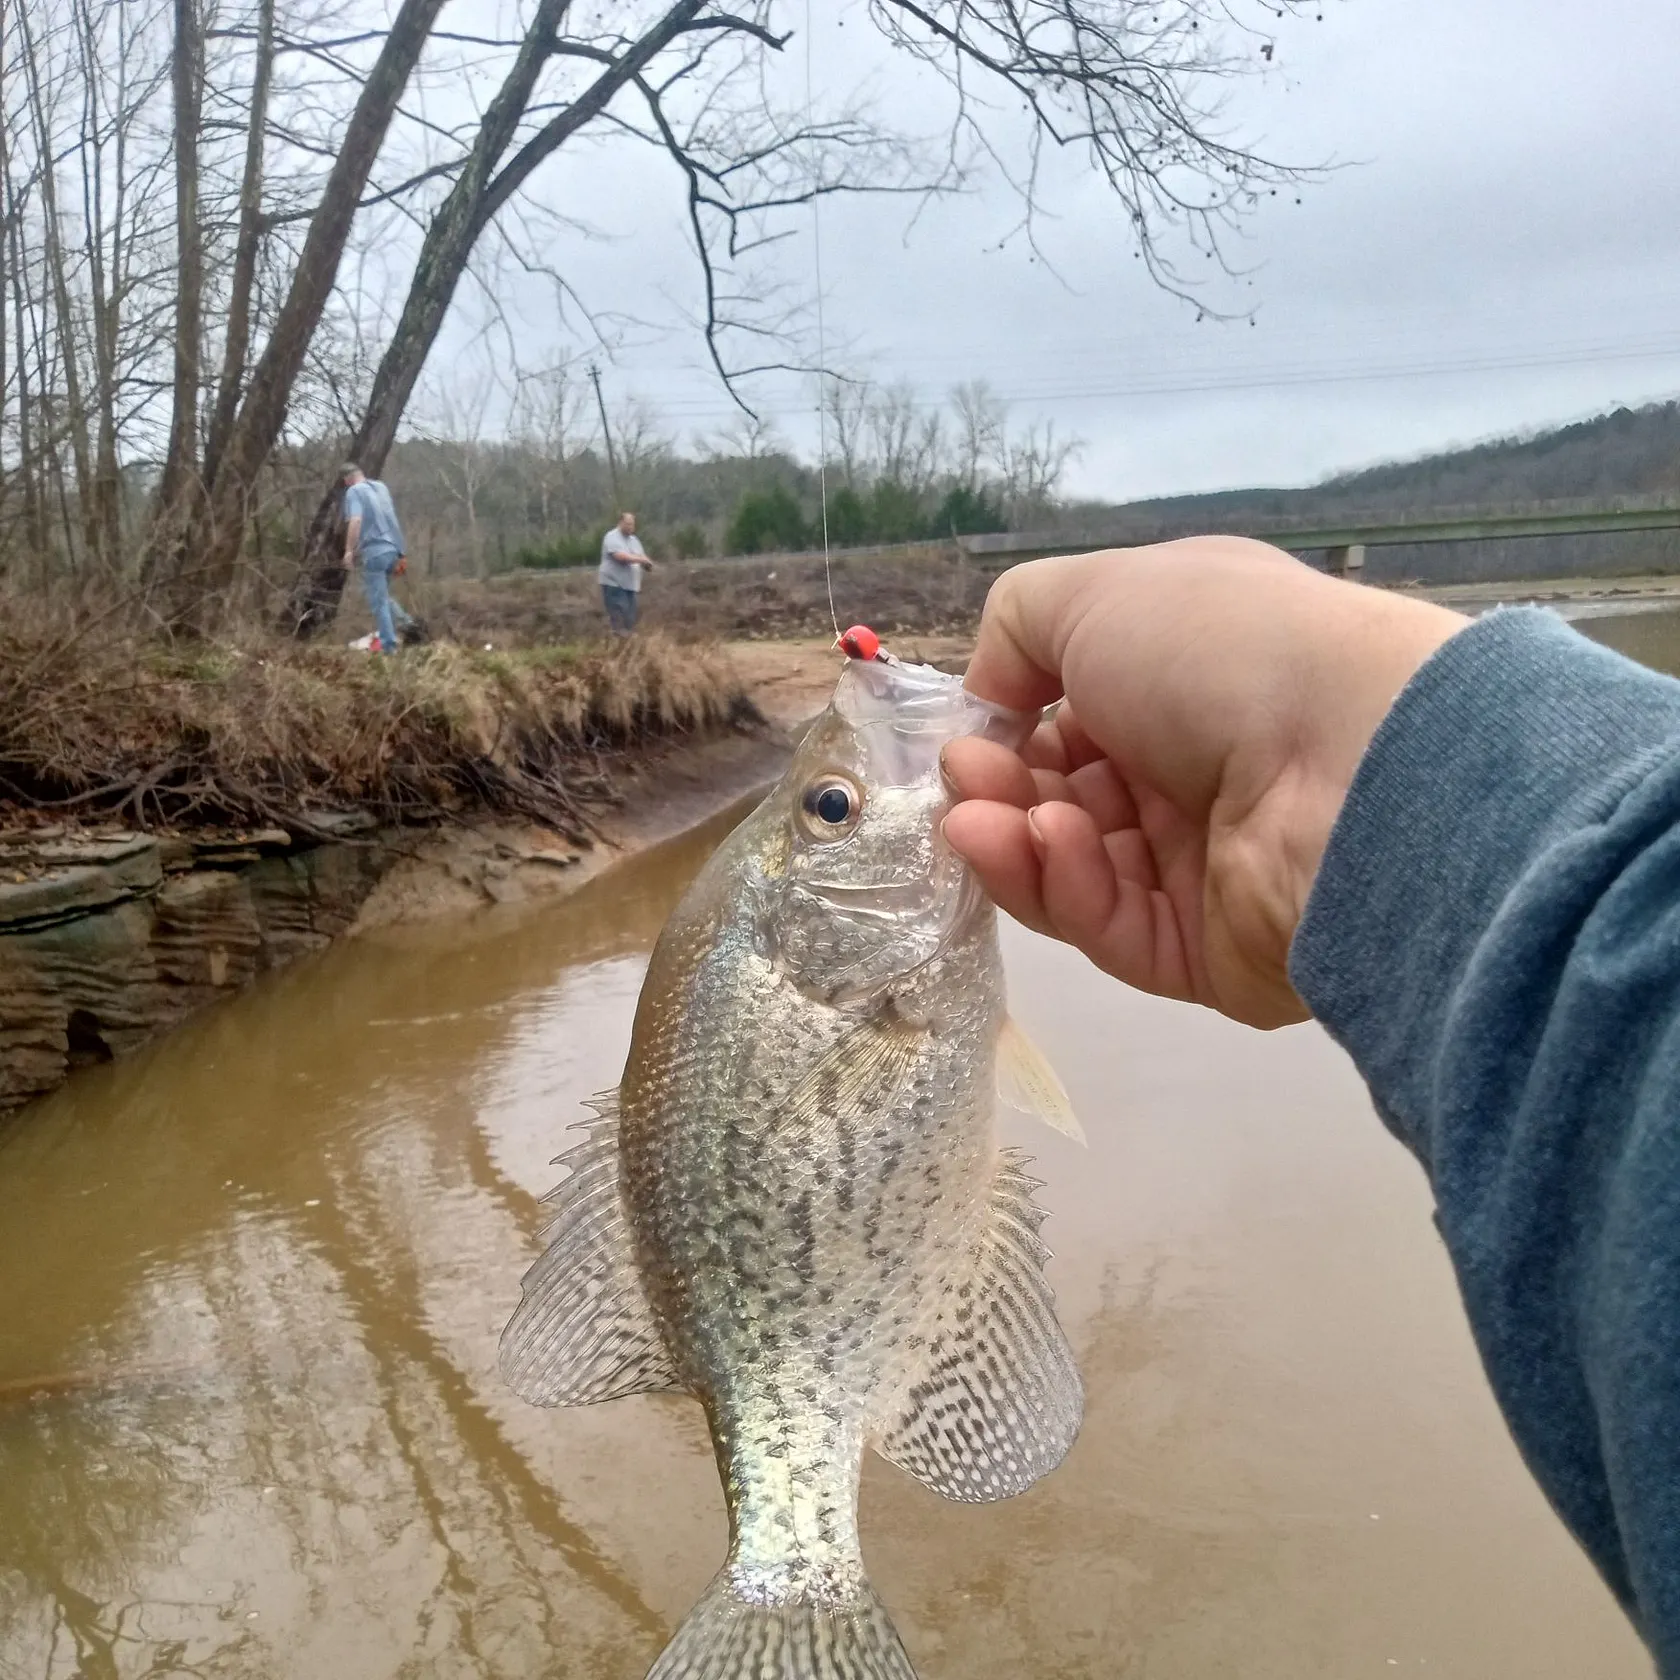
[875,1149,1083,1502]
[997,1015,1086,1144]
[498,1093,682,1406]
[773,1008,926,1139]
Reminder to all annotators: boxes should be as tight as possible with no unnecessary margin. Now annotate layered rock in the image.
[0,826,393,1112]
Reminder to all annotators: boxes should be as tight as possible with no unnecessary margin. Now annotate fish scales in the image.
[501,652,1084,1680]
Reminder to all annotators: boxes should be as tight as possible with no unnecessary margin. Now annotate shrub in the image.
[929,484,1007,537]
[824,486,869,547]
[726,486,808,554]
[510,531,600,570]
[865,479,927,544]
[670,522,710,560]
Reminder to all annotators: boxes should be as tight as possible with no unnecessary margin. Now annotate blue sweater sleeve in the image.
[1291,607,1680,1669]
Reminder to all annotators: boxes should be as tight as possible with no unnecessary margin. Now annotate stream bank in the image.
[0,726,792,1116]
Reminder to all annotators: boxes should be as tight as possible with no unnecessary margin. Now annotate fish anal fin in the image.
[997,1015,1085,1144]
[499,1094,682,1406]
[875,1148,1083,1502]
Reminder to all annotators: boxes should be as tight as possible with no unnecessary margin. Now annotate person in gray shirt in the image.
[598,512,655,634]
[341,462,418,653]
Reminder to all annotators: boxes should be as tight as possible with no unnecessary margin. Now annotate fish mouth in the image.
[791,869,985,1002]
[793,876,944,921]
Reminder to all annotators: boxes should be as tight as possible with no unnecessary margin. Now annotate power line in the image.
[617,332,1680,424]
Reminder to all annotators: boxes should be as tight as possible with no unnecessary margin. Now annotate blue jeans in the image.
[602,584,639,635]
[360,553,414,652]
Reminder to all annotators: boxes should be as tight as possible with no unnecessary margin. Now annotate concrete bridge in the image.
[957,492,1680,576]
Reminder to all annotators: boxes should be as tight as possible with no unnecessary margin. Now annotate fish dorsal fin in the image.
[997,1015,1086,1144]
[875,1149,1083,1501]
[498,1093,683,1406]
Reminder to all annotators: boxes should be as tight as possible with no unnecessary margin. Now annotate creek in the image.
[2,606,1674,1677]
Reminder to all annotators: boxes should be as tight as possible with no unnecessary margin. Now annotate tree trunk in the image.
[146,0,206,587]
[156,0,449,628]
[0,3,11,570]
[78,0,126,575]
[202,0,272,490]
[6,195,47,572]
[283,0,704,636]
[17,3,97,574]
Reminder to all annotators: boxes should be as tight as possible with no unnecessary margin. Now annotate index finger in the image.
[964,552,1106,712]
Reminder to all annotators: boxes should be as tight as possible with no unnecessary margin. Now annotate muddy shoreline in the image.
[0,722,795,1117]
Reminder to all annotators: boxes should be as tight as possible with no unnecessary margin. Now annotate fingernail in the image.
[1026,807,1047,854]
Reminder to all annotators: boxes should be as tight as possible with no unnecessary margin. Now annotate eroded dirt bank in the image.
[0,640,860,1116]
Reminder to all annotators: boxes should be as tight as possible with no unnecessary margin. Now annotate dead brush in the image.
[0,602,752,844]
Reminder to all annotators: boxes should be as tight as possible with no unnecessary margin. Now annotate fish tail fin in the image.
[647,1569,917,1680]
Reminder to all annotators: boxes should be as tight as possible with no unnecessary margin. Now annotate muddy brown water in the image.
[4,609,1677,1678]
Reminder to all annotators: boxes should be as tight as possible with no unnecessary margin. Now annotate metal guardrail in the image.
[956,494,1680,567]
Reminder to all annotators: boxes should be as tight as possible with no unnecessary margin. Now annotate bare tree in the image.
[950,379,1007,492]
[151,0,451,625]
[281,0,844,633]
[413,370,497,576]
[866,380,920,488]
[704,409,787,464]
[202,0,273,486]
[821,376,871,489]
[512,360,596,536]
[0,0,1316,613]
[999,418,1081,522]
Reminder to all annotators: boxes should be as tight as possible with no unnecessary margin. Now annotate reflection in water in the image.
[1570,599,1680,677]
[0,624,1663,1675]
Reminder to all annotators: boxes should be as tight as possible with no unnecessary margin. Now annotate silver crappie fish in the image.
[500,650,1084,1680]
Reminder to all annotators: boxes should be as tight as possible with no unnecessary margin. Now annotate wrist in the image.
[1221,589,1466,1024]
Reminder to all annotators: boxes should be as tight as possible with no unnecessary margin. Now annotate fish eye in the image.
[799,775,863,837]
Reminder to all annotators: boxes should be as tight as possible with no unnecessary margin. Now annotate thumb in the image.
[963,552,1106,713]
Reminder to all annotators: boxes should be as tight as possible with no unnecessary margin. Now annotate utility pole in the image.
[588,362,621,508]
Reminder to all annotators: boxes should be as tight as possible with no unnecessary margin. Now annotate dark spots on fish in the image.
[789,1190,816,1284]
[837,1114,857,1213]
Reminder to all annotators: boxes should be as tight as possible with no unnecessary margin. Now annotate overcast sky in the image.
[421,0,1680,502]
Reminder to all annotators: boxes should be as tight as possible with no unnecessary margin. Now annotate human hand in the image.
[395,555,408,577]
[342,551,357,569]
[942,538,1466,1027]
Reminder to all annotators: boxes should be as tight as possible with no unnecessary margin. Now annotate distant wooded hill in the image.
[1062,399,1680,584]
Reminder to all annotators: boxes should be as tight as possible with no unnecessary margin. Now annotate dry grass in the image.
[0,599,753,842]
[413,544,1006,649]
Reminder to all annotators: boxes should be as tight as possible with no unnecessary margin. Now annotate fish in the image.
[499,647,1084,1680]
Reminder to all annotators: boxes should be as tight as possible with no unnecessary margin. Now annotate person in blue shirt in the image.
[341,462,417,654]
[942,536,1680,1675]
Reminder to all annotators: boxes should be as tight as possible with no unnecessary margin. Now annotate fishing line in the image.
[803,0,838,641]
